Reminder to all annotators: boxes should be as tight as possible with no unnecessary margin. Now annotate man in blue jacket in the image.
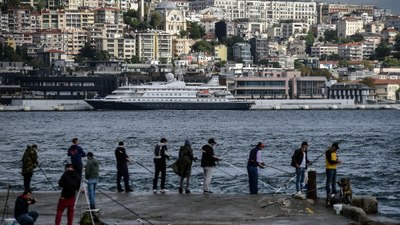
[67,138,86,179]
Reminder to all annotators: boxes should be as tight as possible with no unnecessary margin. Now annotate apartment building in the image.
[250,37,268,63]
[41,9,65,29]
[214,44,227,61]
[338,42,363,61]
[381,28,399,45]
[232,43,252,65]
[373,79,400,101]
[311,43,338,58]
[0,10,9,33]
[385,16,400,31]
[8,7,33,33]
[173,38,191,58]
[65,10,95,29]
[63,28,87,57]
[135,31,173,63]
[32,29,65,52]
[337,17,364,38]
[319,3,374,23]
[280,20,309,39]
[94,7,123,24]
[365,22,384,34]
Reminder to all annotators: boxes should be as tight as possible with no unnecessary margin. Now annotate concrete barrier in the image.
[342,205,368,223]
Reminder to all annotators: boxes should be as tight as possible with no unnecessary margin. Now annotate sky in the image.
[322,0,400,15]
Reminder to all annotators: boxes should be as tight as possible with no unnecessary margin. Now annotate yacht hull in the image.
[85,99,252,110]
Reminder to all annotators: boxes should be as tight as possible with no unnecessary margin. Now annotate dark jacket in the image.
[68,144,86,164]
[248,147,261,167]
[85,158,99,180]
[201,144,218,167]
[115,146,128,165]
[22,146,38,175]
[14,195,35,218]
[291,148,310,169]
[59,170,81,198]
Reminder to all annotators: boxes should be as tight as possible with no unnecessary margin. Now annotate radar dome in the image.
[165,73,175,82]
[155,1,178,10]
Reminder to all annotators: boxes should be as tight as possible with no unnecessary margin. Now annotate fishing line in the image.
[265,165,293,175]
[98,189,154,225]
[37,164,57,191]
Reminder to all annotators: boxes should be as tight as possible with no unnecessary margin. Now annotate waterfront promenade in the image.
[1,191,399,225]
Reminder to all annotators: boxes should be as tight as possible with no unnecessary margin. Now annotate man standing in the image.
[153,138,170,193]
[68,138,86,179]
[247,142,266,194]
[21,144,39,191]
[85,152,99,209]
[55,164,81,225]
[201,138,219,193]
[325,143,342,206]
[115,141,133,192]
[14,190,39,225]
[291,141,310,197]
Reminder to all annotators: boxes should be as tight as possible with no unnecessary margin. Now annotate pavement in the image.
[1,191,399,225]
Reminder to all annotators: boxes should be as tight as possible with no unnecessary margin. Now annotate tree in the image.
[94,50,111,61]
[188,21,206,39]
[324,30,338,43]
[360,77,375,88]
[191,40,214,54]
[373,43,391,61]
[338,60,349,68]
[349,33,364,43]
[294,60,303,69]
[179,30,188,38]
[305,31,315,55]
[150,12,162,30]
[382,57,400,68]
[130,55,141,63]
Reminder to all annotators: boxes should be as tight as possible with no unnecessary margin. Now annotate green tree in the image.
[338,60,349,68]
[305,31,315,55]
[373,43,391,61]
[359,77,375,88]
[294,60,303,69]
[130,55,141,63]
[188,21,206,39]
[324,30,338,43]
[349,33,364,42]
[214,60,227,68]
[191,40,214,54]
[94,50,111,61]
[300,66,312,76]
[150,12,162,30]
[382,57,400,68]
[179,30,189,38]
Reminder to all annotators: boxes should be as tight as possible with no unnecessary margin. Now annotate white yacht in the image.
[85,73,252,110]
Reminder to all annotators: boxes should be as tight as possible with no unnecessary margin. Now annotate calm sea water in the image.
[0,110,399,219]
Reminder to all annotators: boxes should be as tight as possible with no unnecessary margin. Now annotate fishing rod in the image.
[37,164,57,191]
[310,151,326,164]
[1,185,11,224]
[98,189,154,225]
[129,157,153,174]
[265,165,293,174]
[274,174,296,194]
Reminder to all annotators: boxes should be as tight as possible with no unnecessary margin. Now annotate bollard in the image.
[307,169,317,199]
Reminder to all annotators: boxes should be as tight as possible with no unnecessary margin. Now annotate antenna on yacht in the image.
[125,76,128,86]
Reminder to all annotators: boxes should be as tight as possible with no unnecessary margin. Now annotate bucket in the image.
[4,218,16,225]
[333,204,343,215]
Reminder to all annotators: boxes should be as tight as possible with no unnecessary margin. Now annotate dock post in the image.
[307,169,317,199]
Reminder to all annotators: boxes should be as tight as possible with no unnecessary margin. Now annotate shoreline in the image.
[1,191,399,225]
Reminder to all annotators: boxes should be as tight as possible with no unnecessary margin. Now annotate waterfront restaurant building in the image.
[328,83,375,104]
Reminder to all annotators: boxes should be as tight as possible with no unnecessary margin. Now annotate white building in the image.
[311,43,338,58]
[337,17,364,38]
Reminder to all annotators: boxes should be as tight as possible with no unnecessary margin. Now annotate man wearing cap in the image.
[201,138,219,193]
[291,141,310,197]
[247,142,266,194]
[325,143,342,206]
[115,142,133,192]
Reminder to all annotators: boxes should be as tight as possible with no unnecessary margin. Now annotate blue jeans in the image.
[326,169,337,197]
[247,165,258,194]
[296,167,306,192]
[16,211,39,225]
[87,178,97,208]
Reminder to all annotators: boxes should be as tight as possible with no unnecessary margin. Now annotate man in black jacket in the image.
[153,138,170,193]
[291,141,310,196]
[201,138,219,193]
[14,190,39,225]
[115,141,133,192]
[55,164,81,225]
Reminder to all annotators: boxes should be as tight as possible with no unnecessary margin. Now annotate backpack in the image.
[154,144,161,157]
[80,211,109,225]
[291,149,297,168]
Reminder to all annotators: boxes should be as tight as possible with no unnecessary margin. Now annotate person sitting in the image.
[14,190,39,225]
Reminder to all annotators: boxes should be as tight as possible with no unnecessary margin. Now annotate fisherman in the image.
[21,144,39,191]
[201,138,219,193]
[325,142,342,206]
[85,152,99,209]
[67,138,86,179]
[176,139,197,194]
[153,138,170,193]
[14,190,39,225]
[55,163,81,225]
[247,142,266,194]
[291,141,311,197]
[115,141,133,192]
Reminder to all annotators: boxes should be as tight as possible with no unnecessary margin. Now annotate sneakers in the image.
[160,189,167,193]
[295,191,303,196]
[153,189,157,193]
[185,189,191,194]
[203,190,213,194]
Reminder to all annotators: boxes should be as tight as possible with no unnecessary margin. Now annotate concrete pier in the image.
[1,191,399,225]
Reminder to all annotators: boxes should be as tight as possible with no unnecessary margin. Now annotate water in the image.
[0,110,399,219]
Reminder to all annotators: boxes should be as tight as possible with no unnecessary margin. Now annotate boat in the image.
[85,73,253,110]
